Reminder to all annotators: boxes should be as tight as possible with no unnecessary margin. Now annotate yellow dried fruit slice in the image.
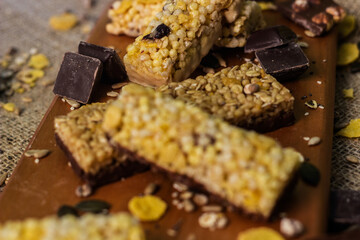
[337,119,360,138]
[28,54,50,69]
[17,69,45,84]
[338,15,356,39]
[258,2,277,11]
[343,88,354,98]
[49,13,78,31]
[337,43,359,66]
[3,103,16,112]
[237,227,285,240]
[128,195,167,221]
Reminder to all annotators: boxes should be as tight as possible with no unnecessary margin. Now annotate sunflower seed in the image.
[144,182,159,195]
[21,97,33,103]
[111,82,128,89]
[298,41,309,48]
[184,200,195,212]
[304,30,316,37]
[34,158,40,164]
[308,136,321,146]
[346,155,360,164]
[171,192,179,198]
[25,149,51,159]
[280,217,304,237]
[216,215,228,229]
[75,184,92,198]
[193,194,208,206]
[202,205,223,212]
[303,136,310,141]
[180,191,193,200]
[57,205,79,217]
[75,199,110,213]
[107,91,119,97]
[173,182,188,192]
[299,162,320,186]
[167,228,177,237]
[65,98,80,109]
[244,83,260,95]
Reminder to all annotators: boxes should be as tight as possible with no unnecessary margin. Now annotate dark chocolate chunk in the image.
[244,25,297,53]
[277,0,345,36]
[143,23,171,40]
[330,190,360,224]
[78,41,127,84]
[53,52,103,104]
[255,43,309,81]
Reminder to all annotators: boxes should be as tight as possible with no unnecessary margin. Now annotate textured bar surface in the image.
[54,102,148,187]
[103,84,302,218]
[0,213,145,240]
[158,63,294,131]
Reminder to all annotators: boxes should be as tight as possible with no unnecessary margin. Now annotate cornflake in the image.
[337,118,360,138]
[28,54,50,69]
[49,12,78,31]
[343,88,354,98]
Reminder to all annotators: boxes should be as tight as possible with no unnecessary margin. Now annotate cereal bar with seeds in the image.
[0,213,145,240]
[124,0,231,87]
[103,84,303,219]
[107,0,265,49]
[54,102,148,187]
[106,0,165,37]
[216,1,266,48]
[158,63,294,132]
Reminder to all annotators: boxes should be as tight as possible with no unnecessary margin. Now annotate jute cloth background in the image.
[0,0,359,191]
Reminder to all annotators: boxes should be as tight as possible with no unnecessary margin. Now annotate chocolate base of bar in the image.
[55,134,149,188]
[111,141,298,220]
[241,109,295,133]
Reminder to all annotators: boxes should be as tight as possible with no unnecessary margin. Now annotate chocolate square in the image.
[53,52,103,104]
[255,43,309,81]
[78,41,127,83]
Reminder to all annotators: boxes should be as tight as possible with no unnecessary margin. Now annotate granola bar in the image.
[158,63,294,132]
[54,102,148,187]
[103,84,303,219]
[0,213,145,240]
[123,0,230,87]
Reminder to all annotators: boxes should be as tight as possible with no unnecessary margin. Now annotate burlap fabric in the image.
[0,0,359,191]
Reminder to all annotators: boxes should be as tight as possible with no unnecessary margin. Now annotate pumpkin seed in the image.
[308,136,321,146]
[299,162,320,186]
[57,205,79,217]
[75,199,111,213]
[346,155,360,164]
[106,91,119,97]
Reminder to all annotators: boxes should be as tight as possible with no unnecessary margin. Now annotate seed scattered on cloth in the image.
[337,118,360,138]
[49,12,78,31]
[343,88,354,98]
[338,15,356,39]
[346,155,360,164]
[28,54,50,69]
[237,227,285,240]
[3,102,16,112]
[337,43,359,66]
[308,136,321,146]
[128,195,167,221]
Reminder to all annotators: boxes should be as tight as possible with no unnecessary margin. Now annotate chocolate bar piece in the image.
[330,190,360,224]
[53,52,103,104]
[277,0,346,37]
[244,25,297,53]
[255,43,309,81]
[78,41,127,83]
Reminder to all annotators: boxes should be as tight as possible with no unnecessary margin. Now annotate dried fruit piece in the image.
[343,88,354,98]
[3,102,16,112]
[17,69,45,84]
[305,99,318,109]
[258,2,277,11]
[49,12,78,31]
[128,195,167,221]
[337,118,360,138]
[338,15,356,39]
[337,43,359,66]
[143,23,171,40]
[237,227,285,240]
[299,162,320,186]
[28,54,50,69]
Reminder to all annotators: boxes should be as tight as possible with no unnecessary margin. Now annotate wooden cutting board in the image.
[0,5,337,240]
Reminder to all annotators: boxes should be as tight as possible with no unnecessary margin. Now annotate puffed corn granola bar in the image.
[124,0,231,87]
[158,63,294,132]
[103,84,303,218]
[54,102,147,187]
[0,213,145,240]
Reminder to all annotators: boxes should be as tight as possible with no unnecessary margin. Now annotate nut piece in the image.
[308,136,321,146]
[346,155,360,164]
[304,30,316,37]
[244,83,260,95]
[326,6,346,21]
[75,184,92,198]
[193,194,209,206]
[280,217,304,238]
[311,12,330,25]
[292,0,309,12]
